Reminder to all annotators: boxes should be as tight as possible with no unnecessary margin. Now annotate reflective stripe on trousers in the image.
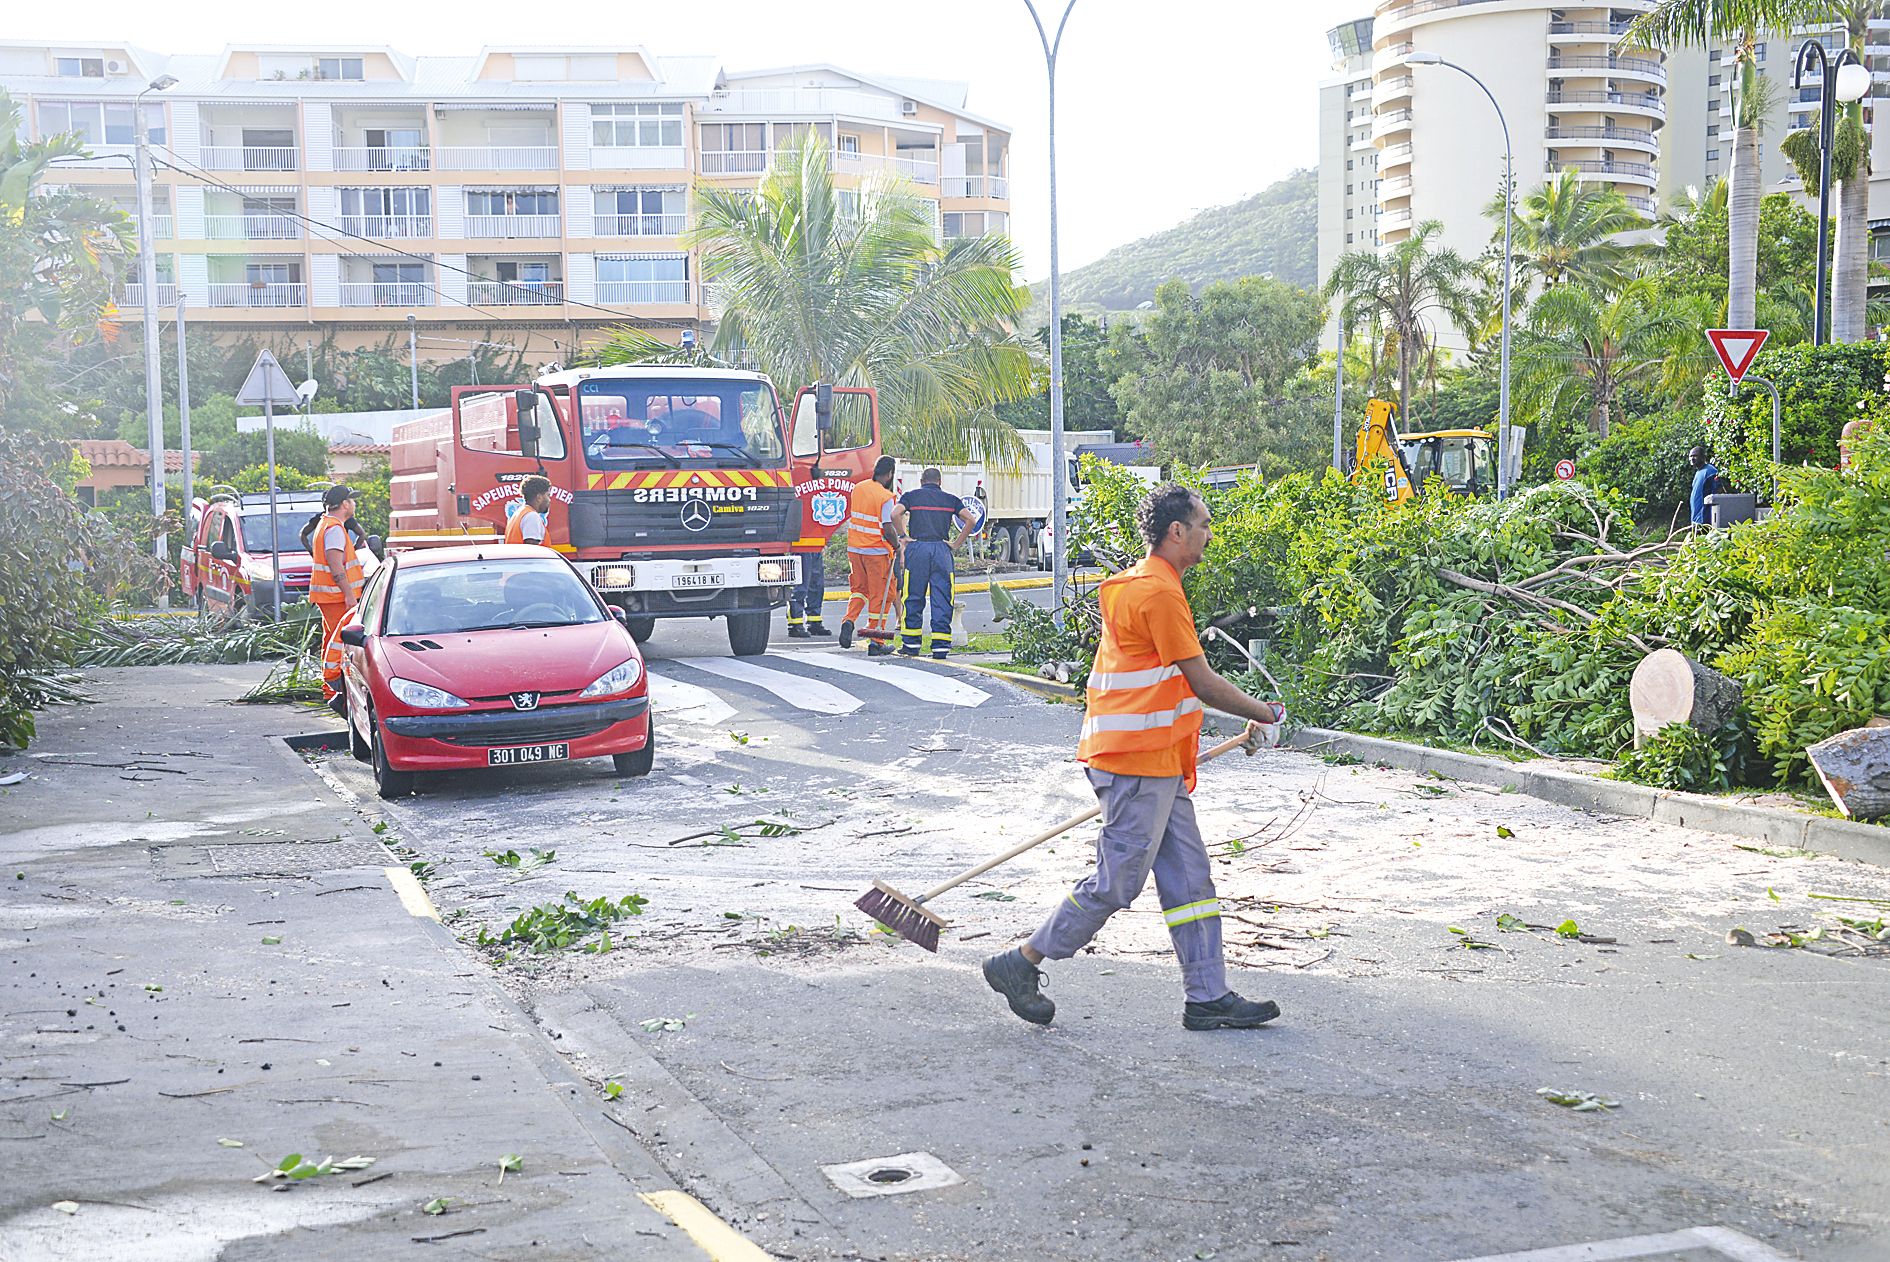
[900,539,953,654]
[788,548,825,624]
[844,550,894,631]
[315,599,347,703]
[1027,768,1227,1003]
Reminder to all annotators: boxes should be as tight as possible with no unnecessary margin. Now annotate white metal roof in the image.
[537,365,770,388]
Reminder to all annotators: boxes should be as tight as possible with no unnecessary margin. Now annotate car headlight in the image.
[593,563,635,591]
[580,657,644,698]
[757,558,795,584]
[388,677,471,709]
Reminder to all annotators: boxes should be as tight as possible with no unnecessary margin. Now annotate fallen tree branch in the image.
[1437,568,1659,655]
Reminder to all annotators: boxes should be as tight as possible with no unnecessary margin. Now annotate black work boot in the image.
[983,948,1054,1026]
[807,622,833,637]
[837,619,856,649]
[1183,991,1280,1031]
[787,623,809,639]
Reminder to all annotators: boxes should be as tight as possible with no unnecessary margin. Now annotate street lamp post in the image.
[1794,39,1870,346]
[1406,53,1514,499]
[1024,0,1077,619]
[406,313,420,408]
[133,74,177,602]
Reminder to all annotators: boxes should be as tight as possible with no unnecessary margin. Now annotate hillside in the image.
[1034,169,1318,316]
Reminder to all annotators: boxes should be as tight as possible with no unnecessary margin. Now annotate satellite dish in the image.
[295,378,319,404]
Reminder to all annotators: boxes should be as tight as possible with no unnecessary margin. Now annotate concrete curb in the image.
[951,660,1078,700]
[1289,726,1890,868]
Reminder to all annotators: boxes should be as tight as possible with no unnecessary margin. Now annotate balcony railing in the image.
[200,146,299,172]
[1625,195,1657,213]
[1549,159,1655,179]
[700,150,770,175]
[436,146,557,171]
[1380,142,1415,164]
[332,146,431,172]
[339,282,433,307]
[941,175,1009,198]
[1545,125,1658,146]
[203,214,301,240]
[1549,55,1666,82]
[1379,175,1414,197]
[596,280,691,305]
[141,214,174,239]
[337,214,434,238]
[121,283,179,307]
[1548,90,1666,115]
[1378,75,1415,97]
[1376,109,1414,129]
[465,214,561,238]
[207,282,306,308]
[594,213,687,236]
[467,280,564,305]
[834,151,941,183]
[1548,20,1633,36]
[1380,208,1415,230]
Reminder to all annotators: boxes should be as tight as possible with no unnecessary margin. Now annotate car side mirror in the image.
[366,534,384,559]
[609,606,629,625]
[815,381,833,432]
[515,389,541,458]
[338,625,368,647]
[209,540,236,562]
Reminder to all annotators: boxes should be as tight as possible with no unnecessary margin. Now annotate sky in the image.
[14,0,1339,277]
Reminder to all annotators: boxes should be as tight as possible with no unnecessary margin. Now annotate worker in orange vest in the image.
[504,475,554,546]
[307,484,365,711]
[838,455,901,657]
[984,483,1286,1030]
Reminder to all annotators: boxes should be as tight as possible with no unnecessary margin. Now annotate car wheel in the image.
[625,615,655,644]
[612,724,655,778]
[726,610,770,656]
[370,711,415,799]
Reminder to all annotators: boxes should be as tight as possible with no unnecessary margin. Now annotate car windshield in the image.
[241,512,319,555]
[577,378,785,469]
[381,556,605,636]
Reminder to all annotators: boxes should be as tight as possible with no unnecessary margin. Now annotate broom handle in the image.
[915,732,1253,904]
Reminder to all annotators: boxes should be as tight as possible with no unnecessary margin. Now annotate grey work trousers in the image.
[1027,768,1228,1003]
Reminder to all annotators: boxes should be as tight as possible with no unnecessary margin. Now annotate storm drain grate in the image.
[821,1151,961,1199]
[1445,1224,1796,1262]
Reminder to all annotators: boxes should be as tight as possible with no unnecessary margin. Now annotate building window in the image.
[1707,123,1720,136]
[944,211,1007,238]
[591,103,684,148]
[1709,74,1721,87]
[593,186,684,233]
[1706,148,1721,163]
[466,189,558,216]
[1346,208,1353,219]
[316,57,364,81]
[1347,233,1354,243]
[56,57,104,78]
[1755,43,1766,60]
[1346,158,1354,170]
[38,100,164,146]
[596,253,688,301]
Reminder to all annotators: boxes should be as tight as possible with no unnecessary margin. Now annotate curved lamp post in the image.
[1793,39,1870,346]
[134,74,178,600]
[1024,0,1077,617]
[1405,52,1513,499]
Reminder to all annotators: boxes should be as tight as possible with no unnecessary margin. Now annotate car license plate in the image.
[487,743,568,767]
[671,572,724,590]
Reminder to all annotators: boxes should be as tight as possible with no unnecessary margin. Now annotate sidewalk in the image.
[0,666,720,1260]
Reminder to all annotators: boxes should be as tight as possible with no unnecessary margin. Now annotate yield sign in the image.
[235,350,301,406]
[1706,328,1769,384]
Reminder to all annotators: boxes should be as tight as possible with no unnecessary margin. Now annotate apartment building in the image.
[1317,16,1379,311]
[0,41,1012,362]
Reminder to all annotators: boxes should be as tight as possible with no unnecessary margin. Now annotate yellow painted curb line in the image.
[640,1189,772,1260]
[383,866,440,921]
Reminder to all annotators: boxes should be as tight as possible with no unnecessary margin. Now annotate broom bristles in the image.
[856,880,946,952]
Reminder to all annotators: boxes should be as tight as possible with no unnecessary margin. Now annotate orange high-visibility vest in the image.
[504,506,547,546]
[1076,560,1204,766]
[847,480,894,554]
[307,514,364,605]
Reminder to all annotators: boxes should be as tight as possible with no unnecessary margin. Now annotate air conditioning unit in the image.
[901,100,918,116]
[105,59,127,75]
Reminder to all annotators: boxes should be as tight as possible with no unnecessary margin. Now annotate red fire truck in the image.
[388,366,878,656]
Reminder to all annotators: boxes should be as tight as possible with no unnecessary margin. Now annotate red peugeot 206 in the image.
[338,544,652,799]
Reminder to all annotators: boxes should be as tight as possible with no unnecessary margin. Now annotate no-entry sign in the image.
[1706,329,1769,384]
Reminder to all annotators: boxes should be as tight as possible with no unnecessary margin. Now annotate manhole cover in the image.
[821,1151,961,1199]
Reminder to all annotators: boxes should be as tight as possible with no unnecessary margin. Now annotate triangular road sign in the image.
[236,350,302,406]
[1706,328,1769,384]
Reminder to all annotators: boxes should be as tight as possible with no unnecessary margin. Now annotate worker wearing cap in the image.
[896,468,978,660]
[839,456,900,657]
[504,475,554,547]
[306,484,364,712]
[983,483,1286,1031]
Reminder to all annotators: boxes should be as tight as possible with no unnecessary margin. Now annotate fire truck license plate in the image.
[488,743,568,766]
[671,573,724,589]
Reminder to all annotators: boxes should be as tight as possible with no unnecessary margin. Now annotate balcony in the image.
[121,283,179,307]
[700,150,770,176]
[595,213,687,237]
[332,146,432,172]
[207,282,306,308]
[203,214,301,240]
[835,151,942,184]
[1380,142,1415,165]
[1549,158,1656,183]
[1374,108,1414,137]
[1625,195,1657,214]
[436,146,557,171]
[1549,20,1633,37]
[1380,174,1414,197]
[1548,90,1666,118]
[1545,124,1658,149]
[337,214,434,239]
[1548,55,1666,84]
[1380,208,1415,231]
[339,282,433,307]
[596,280,691,304]
[467,280,564,305]
[201,146,299,172]
[141,214,174,239]
[942,175,1008,198]
[1377,75,1414,102]
[466,214,560,238]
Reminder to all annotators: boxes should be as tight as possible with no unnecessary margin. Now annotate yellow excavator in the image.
[1350,397,1496,505]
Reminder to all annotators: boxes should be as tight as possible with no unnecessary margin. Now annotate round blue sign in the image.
[959,494,988,533]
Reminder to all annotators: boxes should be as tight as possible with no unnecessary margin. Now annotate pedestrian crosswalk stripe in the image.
[667,656,863,716]
[645,673,737,726]
[775,650,990,707]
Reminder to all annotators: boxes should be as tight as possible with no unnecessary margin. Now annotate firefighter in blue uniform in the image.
[895,468,980,659]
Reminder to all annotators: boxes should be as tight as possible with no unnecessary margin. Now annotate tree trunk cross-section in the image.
[1807,727,1890,821]
[1628,648,1742,749]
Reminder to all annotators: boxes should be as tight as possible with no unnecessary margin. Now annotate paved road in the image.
[312,624,1890,1262]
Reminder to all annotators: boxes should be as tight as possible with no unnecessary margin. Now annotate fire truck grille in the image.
[570,485,796,549]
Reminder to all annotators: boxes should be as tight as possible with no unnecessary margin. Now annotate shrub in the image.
[1579,410,1710,522]
[1701,340,1887,494]
[1614,722,1746,792]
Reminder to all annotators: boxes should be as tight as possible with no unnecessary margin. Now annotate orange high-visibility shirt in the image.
[1079,555,1206,788]
[505,505,548,546]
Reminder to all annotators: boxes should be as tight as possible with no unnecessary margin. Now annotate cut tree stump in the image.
[1807,727,1890,821]
[1628,648,1742,749]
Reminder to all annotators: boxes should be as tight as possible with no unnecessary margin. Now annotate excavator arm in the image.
[1352,397,1417,505]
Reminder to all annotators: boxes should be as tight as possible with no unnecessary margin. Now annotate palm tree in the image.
[592,133,1032,465]
[1625,1,1822,328]
[1324,220,1476,423]
[1484,168,1649,294]
[1511,280,1709,437]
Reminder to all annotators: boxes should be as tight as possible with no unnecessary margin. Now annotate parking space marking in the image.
[776,650,991,707]
[638,1189,772,1261]
[383,866,440,921]
[1445,1225,1795,1262]
[646,672,739,727]
[666,656,863,716]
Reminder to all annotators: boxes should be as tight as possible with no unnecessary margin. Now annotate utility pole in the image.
[406,313,420,408]
[134,74,177,605]
[1331,324,1346,472]
[176,295,194,515]
[1024,0,1077,619]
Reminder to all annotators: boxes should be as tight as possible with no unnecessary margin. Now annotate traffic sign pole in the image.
[236,351,303,622]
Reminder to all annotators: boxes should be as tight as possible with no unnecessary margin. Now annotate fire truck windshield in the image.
[241,512,318,555]
[577,378,784,470]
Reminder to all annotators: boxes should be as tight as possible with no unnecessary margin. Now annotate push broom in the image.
[856,731,1264,951]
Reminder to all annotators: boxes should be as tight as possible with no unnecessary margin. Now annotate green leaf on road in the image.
[603,1081,624,1100]
[1495,913,1528,932]
[1537,1087,1619,1112]
[51,1201,78,1215]
[217,1138,244,1147]
[498,1153,522,1184]
[1496,825,1516,838]
[1555,919,1582,938]
[1767,886,1781,903]
[51,1108,69,1122]
[423,1198,450,1215]
[971,891,1017,902]
[261,936,281,945]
